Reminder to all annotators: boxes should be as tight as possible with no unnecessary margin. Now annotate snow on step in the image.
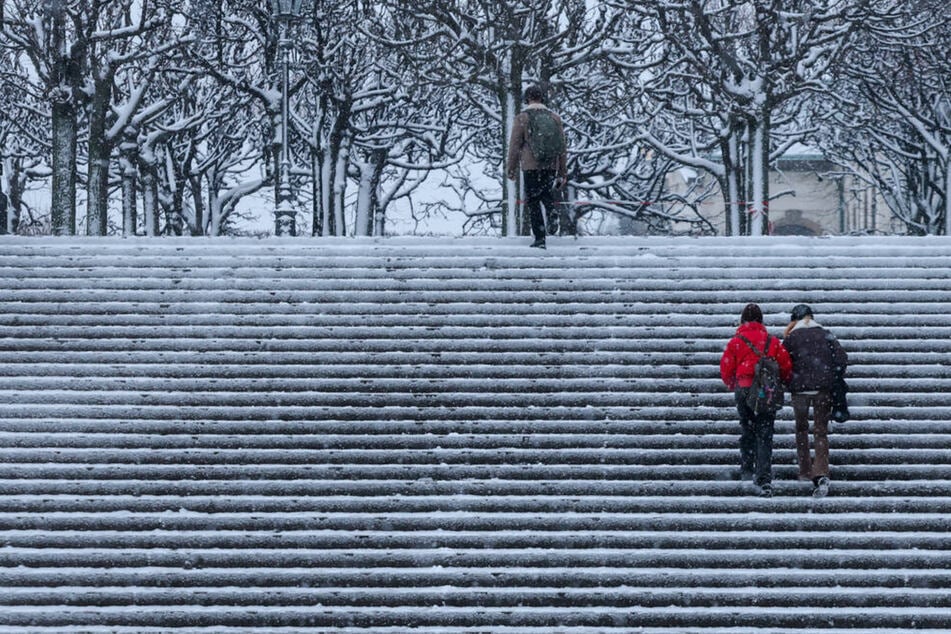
[1,235,951,632]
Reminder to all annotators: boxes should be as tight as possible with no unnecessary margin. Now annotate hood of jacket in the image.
[789,316,822,333]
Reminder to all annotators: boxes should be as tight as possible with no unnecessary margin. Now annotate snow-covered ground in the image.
[0,235,950,631]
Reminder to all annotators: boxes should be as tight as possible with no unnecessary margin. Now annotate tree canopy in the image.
[0,0,947,236]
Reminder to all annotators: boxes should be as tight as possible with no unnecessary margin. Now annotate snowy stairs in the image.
[1,235,950,632]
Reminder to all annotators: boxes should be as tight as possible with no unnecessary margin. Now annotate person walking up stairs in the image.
[720,303,793,498]
[782,304,849,498]
[505,85,568,249]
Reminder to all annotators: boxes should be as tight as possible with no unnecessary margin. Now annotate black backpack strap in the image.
[737,334,769,358]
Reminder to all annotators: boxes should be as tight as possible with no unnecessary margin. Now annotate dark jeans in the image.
[735,388,775,487]
[523,169,556,242]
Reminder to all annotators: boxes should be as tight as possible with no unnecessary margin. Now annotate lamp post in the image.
[272,0,304,236]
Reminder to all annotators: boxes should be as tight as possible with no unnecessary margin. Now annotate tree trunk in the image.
[319,149,333,236]
[943,160,950,236]
[317,113,350,237]
[722,130,743,236]
[311,152,321,236]
[362,149,388,237]
[47,1,79,236]
[333,133,350,236]
[86,78,113,236]
[209,192,223,236]
[0,159,18,234]
[120,155,137,236]
[749,111,770,236]
[50,100,78,236]
[142,165,160,236]
[353,160,374,237]
[164,148,184,235]
[189,174,205,236]
[503,88,518,237]
[371,163,386,237]
[7,170,22,235]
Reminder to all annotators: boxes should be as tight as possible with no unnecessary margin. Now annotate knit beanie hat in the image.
[790,304,813,321]
[741,303,763,324]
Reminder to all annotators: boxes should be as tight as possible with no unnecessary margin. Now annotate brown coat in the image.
[506,104,568,178]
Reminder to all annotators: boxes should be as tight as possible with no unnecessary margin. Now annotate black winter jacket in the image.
[782,321,848,393]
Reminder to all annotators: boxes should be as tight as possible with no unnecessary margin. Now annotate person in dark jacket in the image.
[505,85,568,249]
[782,304,848,498]
[720,303,793,498]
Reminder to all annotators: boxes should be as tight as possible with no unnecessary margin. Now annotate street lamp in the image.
[272,0,305,236]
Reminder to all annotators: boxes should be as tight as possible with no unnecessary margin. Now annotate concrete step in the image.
[2,493,951,514]
[1,404,948,424]
[0,604,949,629]
[2,463,950,483]
[0,350,944,368]
[3,430,949,450]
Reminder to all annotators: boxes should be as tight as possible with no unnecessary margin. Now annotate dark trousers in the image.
[735,388,775,487]
[523,169,556,242]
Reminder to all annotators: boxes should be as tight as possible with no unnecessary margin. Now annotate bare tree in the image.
[2,0,188,235]
[554,8,713,236]
[1,0,943,238]
[379,0,621,236]
[612,0,886,235]
[819,1,950,234]
[0,44,47,233]
[296,0,387,236]
[2,0,85,234]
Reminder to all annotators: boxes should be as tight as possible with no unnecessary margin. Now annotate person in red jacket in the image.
[720,303,793,497]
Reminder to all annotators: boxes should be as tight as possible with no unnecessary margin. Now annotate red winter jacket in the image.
[720,321,793,390]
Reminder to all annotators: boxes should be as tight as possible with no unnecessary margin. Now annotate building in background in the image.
[668,146,894,236]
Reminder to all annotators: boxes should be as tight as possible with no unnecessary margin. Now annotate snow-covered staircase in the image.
[1,235,950,632]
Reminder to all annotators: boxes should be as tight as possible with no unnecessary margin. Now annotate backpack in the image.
[526,109,565,165]
[737,334,785,415]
